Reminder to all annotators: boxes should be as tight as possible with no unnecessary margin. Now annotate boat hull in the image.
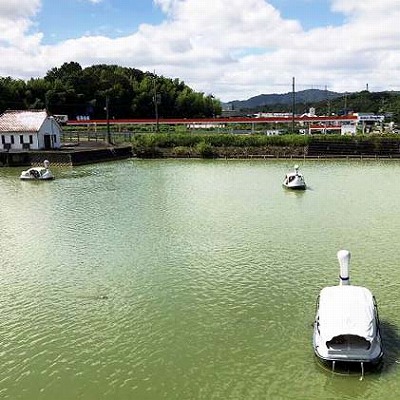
[20,167,54,180]
[20,176,54,181]
[314,354,383,376]
[282,171,306,190]
[282,183,306,190]
[313,343,383,365]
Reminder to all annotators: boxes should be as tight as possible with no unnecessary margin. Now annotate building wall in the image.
[37,118,61,149]
[1,132,39,150]
[0,117,62,150]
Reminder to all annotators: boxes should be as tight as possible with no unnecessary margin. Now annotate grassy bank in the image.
[130,133,309,158]
[129,133,400,158]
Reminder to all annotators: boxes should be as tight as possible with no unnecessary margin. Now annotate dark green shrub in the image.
[196,141,216,158]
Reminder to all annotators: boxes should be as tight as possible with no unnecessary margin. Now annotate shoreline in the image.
[3,134,400,166]
[0,144,133,167]
[136,153,400,160]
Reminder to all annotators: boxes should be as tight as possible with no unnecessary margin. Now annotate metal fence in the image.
[61,131,135,144]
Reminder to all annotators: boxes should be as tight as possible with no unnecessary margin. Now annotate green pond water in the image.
[0,159,400,399]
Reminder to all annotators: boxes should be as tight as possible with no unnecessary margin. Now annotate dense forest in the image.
[0,62,222,119]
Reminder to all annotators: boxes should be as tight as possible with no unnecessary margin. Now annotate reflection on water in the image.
[0,159,400,399]
[380,321,400,372]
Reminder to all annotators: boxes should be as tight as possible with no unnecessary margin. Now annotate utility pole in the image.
[325,85,331,116]
[210,94,215,118]
[292,77,296,134]
[105,96,111,144]
[152,72,159,132]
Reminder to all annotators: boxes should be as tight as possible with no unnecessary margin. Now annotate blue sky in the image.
[1,0,399,101]
[37,0,344,44]
[268,0,344,29]
[37,1,165,44]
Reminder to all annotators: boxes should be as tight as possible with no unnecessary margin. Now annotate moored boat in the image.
[313,250,383,377]
[20,160,54,181]
[282,165,306,190]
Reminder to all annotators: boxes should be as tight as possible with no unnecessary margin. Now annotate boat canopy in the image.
[317,285,376,343]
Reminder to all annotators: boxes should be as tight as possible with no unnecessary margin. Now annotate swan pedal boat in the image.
[313,250,383,376]
[282,165,306,190]
[20,160,54,181]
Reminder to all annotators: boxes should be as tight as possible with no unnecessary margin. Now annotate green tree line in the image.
[256,90,400,122]
[0,62,222,119]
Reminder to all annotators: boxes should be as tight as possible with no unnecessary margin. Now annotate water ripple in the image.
[1,160,400,398]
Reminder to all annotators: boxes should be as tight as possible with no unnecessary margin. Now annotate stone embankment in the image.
[306,138,400,158]
[0,143,133,167]
[136,137,400,159]
[137,145,400,159]
[3,137,400,166]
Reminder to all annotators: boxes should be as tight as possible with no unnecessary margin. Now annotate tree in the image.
[0,62,223,118]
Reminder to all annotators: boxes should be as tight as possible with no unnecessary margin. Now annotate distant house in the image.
[0,110,62,151]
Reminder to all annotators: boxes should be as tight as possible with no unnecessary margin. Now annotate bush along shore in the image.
[129,133,400,159]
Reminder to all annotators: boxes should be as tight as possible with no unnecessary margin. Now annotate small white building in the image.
[0,110,62,151]
[341,124,357,135]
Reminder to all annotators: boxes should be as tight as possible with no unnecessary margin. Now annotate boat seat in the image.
[327,335,371,351]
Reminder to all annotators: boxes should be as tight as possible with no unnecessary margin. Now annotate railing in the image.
[62,130,146,144]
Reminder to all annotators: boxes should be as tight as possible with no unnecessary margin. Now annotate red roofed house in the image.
[0,110,62,151]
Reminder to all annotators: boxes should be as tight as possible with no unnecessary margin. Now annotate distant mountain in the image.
[224,89,343,111]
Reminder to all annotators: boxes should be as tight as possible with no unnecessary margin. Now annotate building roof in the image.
[0,110,48,133]
[318,285,376,343]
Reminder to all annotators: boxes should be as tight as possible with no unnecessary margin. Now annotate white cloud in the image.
[331,0,400,16]
[82,0,103,4]
[0,0,41,19]
[0,0,42,58]
[0,0,399,101]
[153,0,176,14]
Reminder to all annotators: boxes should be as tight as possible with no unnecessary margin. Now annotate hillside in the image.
[225,89,342,110]
[223,89,400,122]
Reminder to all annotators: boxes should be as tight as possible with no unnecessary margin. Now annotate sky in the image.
[0,0,399,102]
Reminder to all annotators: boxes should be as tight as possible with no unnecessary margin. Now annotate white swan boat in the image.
[20,160,54,181]
[313,250,383,376]
[282,165,306,190]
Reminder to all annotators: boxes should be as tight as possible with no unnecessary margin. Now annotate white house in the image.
[0,110,62,151]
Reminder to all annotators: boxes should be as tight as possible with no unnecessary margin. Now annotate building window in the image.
[20,135,24,144]
[1,135,4,145]
[29,135,33,144]
[10,135,14,144]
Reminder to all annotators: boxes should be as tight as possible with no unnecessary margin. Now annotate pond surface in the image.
[1,159,400,399]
